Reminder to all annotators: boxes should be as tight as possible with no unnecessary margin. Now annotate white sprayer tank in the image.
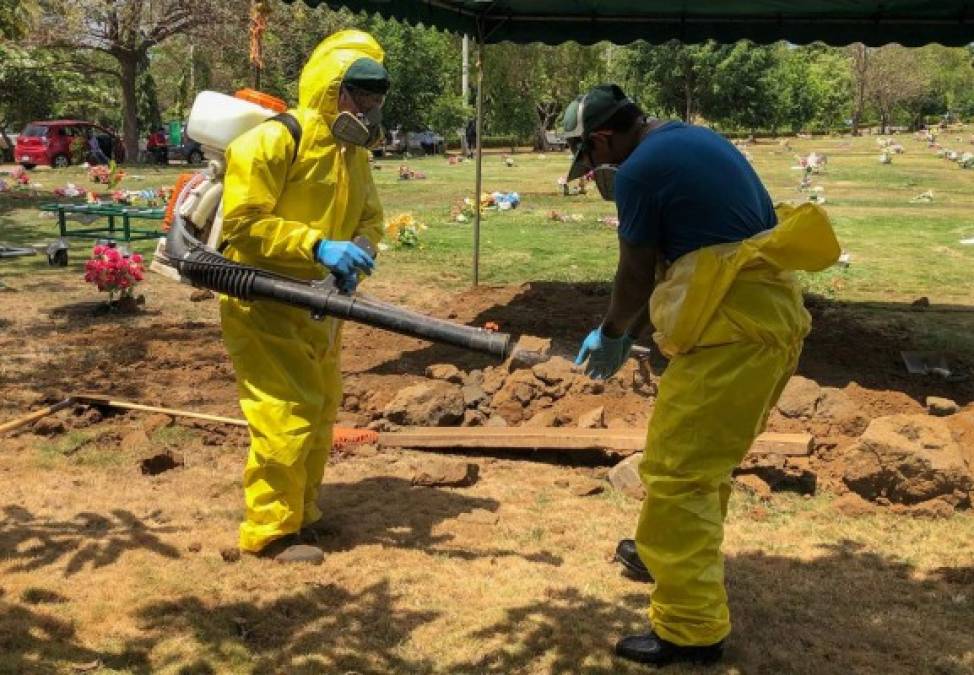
[186,91,278,155]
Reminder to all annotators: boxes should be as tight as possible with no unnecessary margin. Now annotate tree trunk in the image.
[118,52,140,164]
[0,125,11,162]
[684,83,692,123]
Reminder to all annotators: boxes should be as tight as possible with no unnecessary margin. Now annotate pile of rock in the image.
[369,338,639,432]
[357,347,974,515]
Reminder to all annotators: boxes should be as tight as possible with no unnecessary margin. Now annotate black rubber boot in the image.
[615,539,653,582]
[616,631,723,667]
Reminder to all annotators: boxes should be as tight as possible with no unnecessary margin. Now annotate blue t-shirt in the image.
[615,122,776,263]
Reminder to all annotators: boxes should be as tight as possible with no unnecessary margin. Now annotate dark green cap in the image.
[563,84,632,180]
[343,57,390,94]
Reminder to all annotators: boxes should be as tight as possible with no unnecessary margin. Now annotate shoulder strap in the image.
[266,112,302,164]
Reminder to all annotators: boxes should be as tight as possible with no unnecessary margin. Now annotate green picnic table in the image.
[40,202,166,244]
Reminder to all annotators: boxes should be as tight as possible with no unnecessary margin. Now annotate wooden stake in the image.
[0,398,76,435]
[74,394,248,427]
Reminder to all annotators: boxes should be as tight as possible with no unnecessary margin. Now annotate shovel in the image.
[900,351,968,383]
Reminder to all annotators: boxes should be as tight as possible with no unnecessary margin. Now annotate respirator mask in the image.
[592,164,618,201]
[333,84,385,148]
[332,107,383,148]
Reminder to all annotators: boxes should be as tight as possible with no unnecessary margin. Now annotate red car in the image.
[15,120,125,169]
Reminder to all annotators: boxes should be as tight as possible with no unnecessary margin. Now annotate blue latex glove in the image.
[314,239,375,279]
[574,326,633,380]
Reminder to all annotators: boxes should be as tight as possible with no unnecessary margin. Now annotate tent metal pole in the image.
[472,28,484,286]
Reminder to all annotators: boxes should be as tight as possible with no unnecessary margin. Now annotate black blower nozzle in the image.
[164,200,511,360]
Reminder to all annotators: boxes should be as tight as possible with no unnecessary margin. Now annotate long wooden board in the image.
[377,428,812,456]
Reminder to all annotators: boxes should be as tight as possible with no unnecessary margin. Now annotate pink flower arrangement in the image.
[87,161,126,189]
[84,244,144,300]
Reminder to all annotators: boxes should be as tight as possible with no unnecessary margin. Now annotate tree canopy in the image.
[4,0,974,150]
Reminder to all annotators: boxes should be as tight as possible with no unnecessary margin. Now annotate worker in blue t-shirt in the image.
[562,84,835,667]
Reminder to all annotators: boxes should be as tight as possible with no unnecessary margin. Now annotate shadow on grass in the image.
[365,281,974,406]
[0,598,151,674]
[726,539,974,674]
[0,505,180,576]
[2,535,971,673]
[317,476,562,566]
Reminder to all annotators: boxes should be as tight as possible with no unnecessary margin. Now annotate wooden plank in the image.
[378,427,812,456]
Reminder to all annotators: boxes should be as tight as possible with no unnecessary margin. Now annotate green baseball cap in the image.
[344,57,391,94]
[563,84,633,180]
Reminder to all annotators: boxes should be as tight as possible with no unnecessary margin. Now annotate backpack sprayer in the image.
[158,89,512,360]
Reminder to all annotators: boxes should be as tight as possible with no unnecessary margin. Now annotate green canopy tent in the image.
[286,0,974,283]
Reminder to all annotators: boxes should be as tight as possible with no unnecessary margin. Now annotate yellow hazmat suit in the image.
[635,203,840,645]
[219,30,385,553]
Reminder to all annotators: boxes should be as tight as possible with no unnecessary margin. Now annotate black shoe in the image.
[616,631,723,667]
[615,539,653,582]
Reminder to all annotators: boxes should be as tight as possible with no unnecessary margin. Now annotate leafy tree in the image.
[484,41,608,148]
[0,0,33,39]
[31,0,226,160]
[367,17,459,133]
[0,44,55,150]
[704,42,778,133]
[866,45,928,132]
[808,48,853,131]
[617,41,723,123]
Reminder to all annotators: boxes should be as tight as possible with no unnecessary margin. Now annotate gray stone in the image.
[608,453,645,500]
[461,384,488,409]
[412,460,479,487]
[275,544,324,565]
[462,410,486,427]
[926,396,960,417]
[577,406,606,429]
[776,376,823,418]
[507,335,552,371]
[425,363,464,383]
[383,382,464,427]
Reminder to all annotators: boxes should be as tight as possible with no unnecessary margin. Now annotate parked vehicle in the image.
[15,120,124,169]
[166,126,205,164]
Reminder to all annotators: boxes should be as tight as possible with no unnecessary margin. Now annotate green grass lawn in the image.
[2,131,973,303]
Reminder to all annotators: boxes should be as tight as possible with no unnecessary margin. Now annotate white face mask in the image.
[332,107,383,148]
[593,164,618,201]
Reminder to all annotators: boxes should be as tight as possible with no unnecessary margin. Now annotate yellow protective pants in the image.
[632,201,841,646]
[635,330,801,646]
[220,297,342,553]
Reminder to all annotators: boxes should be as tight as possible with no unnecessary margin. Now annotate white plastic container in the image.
[186,91,278,153]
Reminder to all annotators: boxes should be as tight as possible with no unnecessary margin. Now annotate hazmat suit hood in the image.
[298,29,386,123]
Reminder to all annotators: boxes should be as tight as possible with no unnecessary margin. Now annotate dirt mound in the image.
[841,414,974,511]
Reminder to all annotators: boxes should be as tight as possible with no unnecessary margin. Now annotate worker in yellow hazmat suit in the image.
[563,85,839,665]
[219,30,388,561]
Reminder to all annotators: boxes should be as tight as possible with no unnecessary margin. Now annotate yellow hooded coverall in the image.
[219,30,385,553]
[635,203,840,646]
